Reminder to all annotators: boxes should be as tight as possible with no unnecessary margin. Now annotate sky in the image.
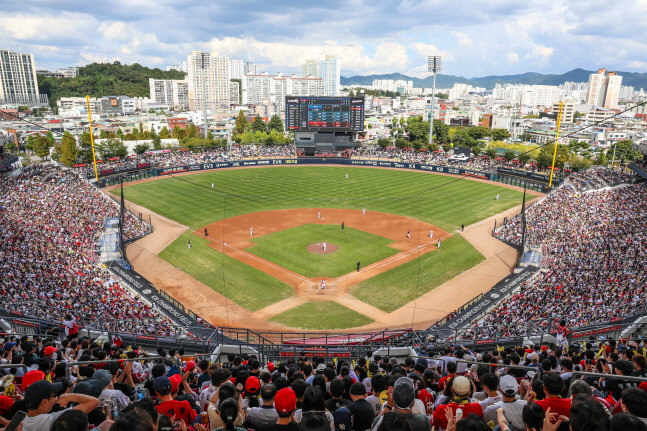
[3,0,647,79]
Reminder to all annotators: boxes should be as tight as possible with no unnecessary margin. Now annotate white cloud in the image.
[628,60,647,69]
[451,31,472,47]
[505,52,519,64]
[524,44,554,61]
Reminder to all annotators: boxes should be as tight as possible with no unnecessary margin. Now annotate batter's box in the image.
[311,283,335,294]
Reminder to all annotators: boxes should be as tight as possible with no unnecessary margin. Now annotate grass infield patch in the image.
[159,232,293,311]
[269,301,373,330]
[351,234,484,312]
[247,224,398,278]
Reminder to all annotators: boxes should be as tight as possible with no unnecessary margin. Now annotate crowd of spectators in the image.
[468,168,647,339]
[78,145,297,176]
[0,335,646,431]
[0,165,180,336]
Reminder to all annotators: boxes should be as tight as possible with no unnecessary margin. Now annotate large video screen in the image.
[285,96,365,132]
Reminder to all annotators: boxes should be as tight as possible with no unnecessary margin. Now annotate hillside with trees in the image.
[38,62,186,108]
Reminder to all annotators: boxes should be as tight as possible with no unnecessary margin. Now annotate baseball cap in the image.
[416,357,428,367]
[392,377,415,409]
[274,387,297,413]
[499,375,519,397]
[183,360,196,373]
[73,378,103,398]
[350,382,366,396]
[617,344,628,354]
[267,362,275,372]
[43,346,57,356]
[93,370,112,389]
[169,374,182,392]
[22,370,46,390]
[153,376,172,393]
[452,376,471,396]
[4,342,16,350]
[528,352,540,361]
[24,380,64,408]
[316,364,326,372]
[245,376,261,393]
[332,406,352,431]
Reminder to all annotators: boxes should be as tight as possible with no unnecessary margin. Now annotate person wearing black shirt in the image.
[347,382,375,431]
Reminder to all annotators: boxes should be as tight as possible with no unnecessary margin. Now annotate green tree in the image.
[46,131,56,145]
[406,118,429,142]
[570,158,593,172]
[99,129,108,139]
[471,146,482,156]
[348,90,355,97]
[33,135,52,160]
[399,117,407,127]
[466,126,489,140]
[391,118,398,128]
[433,120,450,144]
[538,143,571,169]
[377,137,391,148]
[485,148,497,158]
[503,150,516,162]
[267,115,284,132]
[452,128,477,148]
[490,129,511,142]
[159,126,171,139]
[187,123,199,138]
[568,140,591,154]
[134,143,150,155]
[517,153,531,164]
[233,111,250,137]
[594,151,608,165]
[58,131,79,167]
[25,135,35,153]
[251,115,267,132]
[608,140,642,163]
[394,137,408,149]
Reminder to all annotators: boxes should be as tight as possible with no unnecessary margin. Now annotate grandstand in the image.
[2,148,647,430]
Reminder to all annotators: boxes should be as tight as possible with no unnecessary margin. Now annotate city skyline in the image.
[3,1,647,78]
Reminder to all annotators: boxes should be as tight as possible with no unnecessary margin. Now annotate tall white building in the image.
[0,50,48,105]
[186,51,231,111]
[244,62,259,75]
[242,73,324,111]
[586,68,622,109]
[229,59,244,80]
[301,55,340,96]
[148,78,190,110]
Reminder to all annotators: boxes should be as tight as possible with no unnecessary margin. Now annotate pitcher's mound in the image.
[307,243,339,254]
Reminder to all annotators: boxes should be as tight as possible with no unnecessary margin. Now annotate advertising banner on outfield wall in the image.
[435,265,540,332]
[153,158,495,180]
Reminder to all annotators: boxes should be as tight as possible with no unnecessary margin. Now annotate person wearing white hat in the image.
[483,375,527,431]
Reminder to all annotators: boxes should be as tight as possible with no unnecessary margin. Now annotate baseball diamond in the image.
[112,165,539,331]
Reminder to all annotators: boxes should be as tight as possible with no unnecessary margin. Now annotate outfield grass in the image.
[159,231,293,311]
[351,234,485,312]
[247,224,398,277]
[269,301,373,329]
[117,166,523,231]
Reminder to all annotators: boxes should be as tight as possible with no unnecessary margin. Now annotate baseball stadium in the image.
[2,138,647,429]
[2,143,646,357]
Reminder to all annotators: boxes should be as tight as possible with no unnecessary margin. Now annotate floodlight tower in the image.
[427,56,441,146]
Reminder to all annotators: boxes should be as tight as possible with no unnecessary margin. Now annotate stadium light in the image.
[428,56,442,146]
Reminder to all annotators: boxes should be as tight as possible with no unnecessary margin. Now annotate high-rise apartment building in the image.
[149,78,190,111]
[229,59,244,80]
[242,73,324,111]
[186,51,231,111]
[301,55,340,96]
[244,62,259,75]
[0,50,48,105]
[586,68,622,109]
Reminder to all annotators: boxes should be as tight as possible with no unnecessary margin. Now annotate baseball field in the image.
[115,165,532,331]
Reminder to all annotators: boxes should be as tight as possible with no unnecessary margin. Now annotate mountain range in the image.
[341,69,647,90]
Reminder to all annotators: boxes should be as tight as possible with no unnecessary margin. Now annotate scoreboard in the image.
[285,96,365,132]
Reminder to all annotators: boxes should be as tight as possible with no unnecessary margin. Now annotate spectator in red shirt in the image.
[531,372,571,418]
[153,376,197,426]
[438,362,458,391]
